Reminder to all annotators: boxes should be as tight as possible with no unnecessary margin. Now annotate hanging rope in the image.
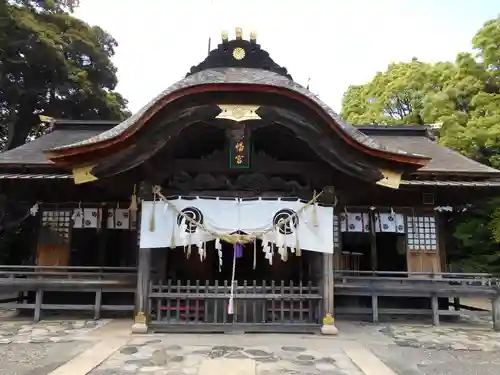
[152,186,324,245]
[227,243,238,315]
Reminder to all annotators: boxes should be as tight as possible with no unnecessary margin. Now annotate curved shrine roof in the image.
[48,67,425,161]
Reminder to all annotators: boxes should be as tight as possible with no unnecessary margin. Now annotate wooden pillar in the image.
[493,293,500,332]
[322,253,334,316]
[368,212,378,272]
[98,206,108,267]
[135,247,151,314]
[132,181,152,333]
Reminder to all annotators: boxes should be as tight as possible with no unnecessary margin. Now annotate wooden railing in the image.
[0,266,137,321]
[333,270,500,328]
[148,280,322,333]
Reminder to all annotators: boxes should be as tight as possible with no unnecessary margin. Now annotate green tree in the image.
[0,0,130,149]
[340,15,500,273]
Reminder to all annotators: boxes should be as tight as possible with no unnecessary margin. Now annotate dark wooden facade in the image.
[1,30,500,332]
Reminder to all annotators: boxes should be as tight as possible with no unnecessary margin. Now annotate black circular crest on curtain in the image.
[176,207,203,233]
[273,209,299,235]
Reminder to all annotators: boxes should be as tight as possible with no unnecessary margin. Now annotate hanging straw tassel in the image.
[170,220,176,248]
[282,247,288,262]
[149,198,156,232]
[312,190,319,227]
[295,234,301,256]
[187,231,192,258]
[128,184,138,212]
[253,238,257,270]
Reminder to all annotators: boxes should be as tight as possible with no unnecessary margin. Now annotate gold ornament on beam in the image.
[235,27,243,40]
[221,30,229,43]
[250,31,257,43]
[72,165,98,184]
[232,47,245,60]
[216,104,261,122]
[376,169,402,189]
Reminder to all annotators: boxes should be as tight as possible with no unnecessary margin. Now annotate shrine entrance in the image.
[143,195,325,333]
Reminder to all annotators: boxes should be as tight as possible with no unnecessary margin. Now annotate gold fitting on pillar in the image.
[134,311,146,324]
[250,30,257,43]
[235,27,243,40]
[221,30,229,43]
[322,312,335,325]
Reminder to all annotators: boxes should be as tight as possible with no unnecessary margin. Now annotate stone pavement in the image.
[378,321,500,351]
[0,319,111,344]
[88,337,365,375]
[1,318,500,375]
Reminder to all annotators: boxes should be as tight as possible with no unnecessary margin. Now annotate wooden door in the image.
[36,244,70,269]
[407,250,441,277]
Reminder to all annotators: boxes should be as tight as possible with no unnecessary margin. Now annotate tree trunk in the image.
[6,97,38,150]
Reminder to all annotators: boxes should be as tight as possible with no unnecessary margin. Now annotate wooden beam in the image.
[168,159,328,176]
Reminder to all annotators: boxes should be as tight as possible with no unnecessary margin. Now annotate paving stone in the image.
[31,329,49,336]
[91,370,123,375]
[123,363,139,372]
[121,346,139,354]
[315,362,338,371]
[316,357,336,364]
[144,339,163,345]
[169,355,185,363]
[151,350,169,365]
[281,346,306,352]
[191,349,211,355]
[255,356,279,363]
[0,338,12,344]
[297,354,315,361]
[30,337,51,343]
[212,345,242,351]
[244,349,271,357]
[451,342,468,350]
[126,359,155,367]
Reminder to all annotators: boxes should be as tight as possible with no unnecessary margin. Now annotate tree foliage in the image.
[0,0,130,149]
[340,16,500,273]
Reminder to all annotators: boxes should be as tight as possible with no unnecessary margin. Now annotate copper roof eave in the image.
[43,79,430,168]
[3,172,500,188]
[412,169,500,177]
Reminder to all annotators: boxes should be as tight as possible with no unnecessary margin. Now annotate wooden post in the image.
[98,206,108,267]
[372,294,379,323]
[136,247,151,314]
[322,253,334,316]
[320,252,338,335]
[132,181,153,333]
[94,289,102,320]
[492,293,500,332]
[368,212,378,273]
[34,289,43,322]
[431,294,439,326]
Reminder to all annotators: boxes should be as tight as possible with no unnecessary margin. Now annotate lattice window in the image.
[406,215,437,251]
[40,210,72,243]
[333,215,340,250]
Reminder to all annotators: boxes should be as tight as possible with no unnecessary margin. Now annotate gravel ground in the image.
[0,342,92,375]
[368,343,500,375]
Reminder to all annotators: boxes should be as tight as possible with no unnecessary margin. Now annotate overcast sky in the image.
[74,0,499,114]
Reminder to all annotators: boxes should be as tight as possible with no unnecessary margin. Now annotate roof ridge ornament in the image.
[221,28,257,43]
[187,29,291,79]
